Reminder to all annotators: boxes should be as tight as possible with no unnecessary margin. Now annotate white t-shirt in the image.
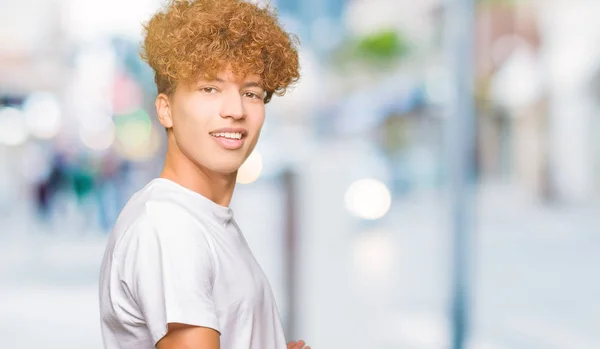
[99,178,287,349]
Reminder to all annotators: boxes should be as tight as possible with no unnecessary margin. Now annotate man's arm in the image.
[122,204,221,345]
[157,323,220,349]
[287,340,311,349]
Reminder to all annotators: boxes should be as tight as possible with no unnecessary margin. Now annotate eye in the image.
[201,87,218,94]
[243,91,262,100]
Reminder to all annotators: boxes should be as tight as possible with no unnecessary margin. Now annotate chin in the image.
[208,161,243,176]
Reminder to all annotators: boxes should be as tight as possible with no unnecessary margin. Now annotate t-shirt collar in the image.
[151,178,234,224]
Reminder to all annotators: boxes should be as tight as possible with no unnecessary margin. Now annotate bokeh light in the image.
[345,178,392,220]
[79,119,116,151]
[0,106,29,146]
[112,74,143,115]
[114,108,160,161]
[237,150,263,184]
[22,92,63,139]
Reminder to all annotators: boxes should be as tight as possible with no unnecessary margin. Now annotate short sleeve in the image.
[119,201,220,345]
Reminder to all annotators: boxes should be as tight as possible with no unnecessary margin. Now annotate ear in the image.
[156,93,173,129]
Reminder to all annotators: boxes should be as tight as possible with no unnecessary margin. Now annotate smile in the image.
[209,131,246,150]
[209,132,243,140]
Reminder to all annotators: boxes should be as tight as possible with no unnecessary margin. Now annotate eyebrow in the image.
[214,78,264,89]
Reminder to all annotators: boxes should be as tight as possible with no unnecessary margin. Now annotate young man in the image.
[98,1,309,348]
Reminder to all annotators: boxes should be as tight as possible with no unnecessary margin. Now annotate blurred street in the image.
[1,181,598,349]
[2,0,600,348]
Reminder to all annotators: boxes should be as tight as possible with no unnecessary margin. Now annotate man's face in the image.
[161,70,266,175]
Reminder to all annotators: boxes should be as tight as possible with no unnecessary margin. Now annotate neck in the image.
[159,132,237,207]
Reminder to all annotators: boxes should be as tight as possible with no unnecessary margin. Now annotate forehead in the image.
[205,70,262,84]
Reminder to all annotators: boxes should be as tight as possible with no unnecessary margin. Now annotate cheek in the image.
[246,112,265,154]
[172,104,214,152]
[254,116,266,131]
[248,107,266,129]
[175,101,214,132]
[174,113,202,143]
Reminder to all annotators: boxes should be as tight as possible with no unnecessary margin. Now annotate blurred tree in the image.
[332,29,411,73]
[354,30,410,63]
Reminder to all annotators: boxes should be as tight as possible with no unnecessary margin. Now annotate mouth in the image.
[209,129,247,150]
[209,131,244,140]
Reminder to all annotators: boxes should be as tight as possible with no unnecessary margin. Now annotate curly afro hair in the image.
[141,0,300,103]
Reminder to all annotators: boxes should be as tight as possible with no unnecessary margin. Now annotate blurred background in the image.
[1,0,599,348]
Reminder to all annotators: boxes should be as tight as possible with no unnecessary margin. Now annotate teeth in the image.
[211,132,242,140]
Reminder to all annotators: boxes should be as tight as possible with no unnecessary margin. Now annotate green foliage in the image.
[354,29,410,62]
[330,29,411,72]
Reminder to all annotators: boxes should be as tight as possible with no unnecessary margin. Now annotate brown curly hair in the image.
[140,0,300,103]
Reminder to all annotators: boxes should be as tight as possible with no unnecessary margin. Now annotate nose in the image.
[219,91,246,120]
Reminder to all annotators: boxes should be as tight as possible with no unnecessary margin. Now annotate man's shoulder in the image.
[110,197,216,263]
[120,180,210,226]
[112,182,215,246]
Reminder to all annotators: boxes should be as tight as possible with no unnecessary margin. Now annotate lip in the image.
[209,127,247,150]
[209,127,248,137]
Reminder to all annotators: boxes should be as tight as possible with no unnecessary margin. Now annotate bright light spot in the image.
[112,74,143,115]
[114,109,159,161]
[115,125,161,161]
[80,120,116,151]
[22,92,63,139]
[116,109,152,147]
[0,107,29,146]
[237,151,263,184]
[490,44,543,109]
[353,229,395,283]
[345,178,391,219]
